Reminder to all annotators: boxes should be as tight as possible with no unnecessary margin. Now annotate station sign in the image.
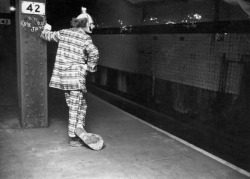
[21,1,45,15]
[0,18,11,25]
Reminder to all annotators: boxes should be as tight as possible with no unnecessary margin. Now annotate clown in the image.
[41,7,104,150]
[74,7,95,33]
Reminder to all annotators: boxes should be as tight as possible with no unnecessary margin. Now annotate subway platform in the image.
[0,92,249,179]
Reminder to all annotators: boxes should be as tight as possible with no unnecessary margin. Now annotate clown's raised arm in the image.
[40,23,61,42]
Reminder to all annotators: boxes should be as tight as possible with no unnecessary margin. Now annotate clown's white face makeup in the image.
[84,23,95,33]
[83,16,95,33]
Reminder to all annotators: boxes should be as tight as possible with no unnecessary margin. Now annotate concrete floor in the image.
[0,93,249,179]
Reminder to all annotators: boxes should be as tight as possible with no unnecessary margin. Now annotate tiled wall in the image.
[93,33,250,95]
[93,35,140,72]
[147,33,249,94]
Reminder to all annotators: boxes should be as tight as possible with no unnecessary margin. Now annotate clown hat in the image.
[76,7,93,23]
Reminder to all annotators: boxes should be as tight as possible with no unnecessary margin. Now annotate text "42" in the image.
[21,1,45,15]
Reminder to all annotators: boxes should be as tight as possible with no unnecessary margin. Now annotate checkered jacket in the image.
[41,28,99,92]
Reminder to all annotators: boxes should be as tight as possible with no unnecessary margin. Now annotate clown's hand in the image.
[44,23,52,31]
[82,64,88,71]
[40,23,52,39]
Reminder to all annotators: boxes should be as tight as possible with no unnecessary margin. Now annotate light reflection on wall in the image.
[182,13,202,23]
[96,20,133,28]
[141,0,210,26]
[142,13,202,25]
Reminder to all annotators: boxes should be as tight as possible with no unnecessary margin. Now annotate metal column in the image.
[16,0,48,128]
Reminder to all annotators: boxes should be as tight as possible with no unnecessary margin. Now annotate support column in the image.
[16,0,48,128]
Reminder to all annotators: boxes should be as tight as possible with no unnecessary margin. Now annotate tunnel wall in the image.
[93,33,249,95]
[91,32,250,127]
[89,0,250,126]
[88,0,250,170]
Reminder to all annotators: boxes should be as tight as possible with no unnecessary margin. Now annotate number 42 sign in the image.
[21,1,45,15]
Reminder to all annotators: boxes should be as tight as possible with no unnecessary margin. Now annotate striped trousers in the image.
[65,90,87,137]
